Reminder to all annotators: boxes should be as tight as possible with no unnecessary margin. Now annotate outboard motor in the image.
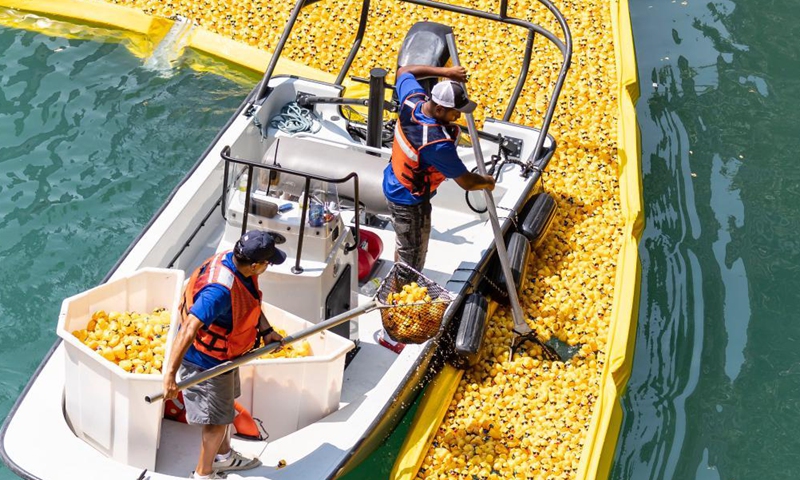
[397,22,453,95]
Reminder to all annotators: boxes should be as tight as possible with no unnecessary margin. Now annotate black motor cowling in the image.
[397,22,453,94]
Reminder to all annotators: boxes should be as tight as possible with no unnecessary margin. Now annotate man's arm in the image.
[396,65,468,83]
[162,314,204,400]
[257,310,283,346]
[257,310,271,333]
[454,172,496,191]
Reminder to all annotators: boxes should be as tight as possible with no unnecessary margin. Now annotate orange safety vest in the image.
[391,93,461,198]
[181,252,262,360]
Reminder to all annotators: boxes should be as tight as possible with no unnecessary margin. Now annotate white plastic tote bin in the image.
[238,303,355,440]
[56,268,184,471]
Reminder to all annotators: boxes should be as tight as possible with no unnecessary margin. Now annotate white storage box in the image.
[56,268,184,471]
[238,303,355,440]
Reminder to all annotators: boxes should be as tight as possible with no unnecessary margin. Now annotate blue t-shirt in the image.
[383,72,468,206]
[183,252,260,369]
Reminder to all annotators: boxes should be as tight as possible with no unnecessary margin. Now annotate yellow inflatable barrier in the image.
[392,364,465,480]
[0,0,170,58]
[0,0,334,83]
[185,27,335,83]
[0,0,170,38]
[574,0,642,477]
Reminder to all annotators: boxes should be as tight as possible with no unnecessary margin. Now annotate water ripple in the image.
[615,0,800,476]
[0,20,254,436]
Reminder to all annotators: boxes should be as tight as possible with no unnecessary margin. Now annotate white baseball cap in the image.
[431,80,477,113]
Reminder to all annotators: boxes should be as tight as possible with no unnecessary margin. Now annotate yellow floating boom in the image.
[392,364,466,480]
[0,0,334,82]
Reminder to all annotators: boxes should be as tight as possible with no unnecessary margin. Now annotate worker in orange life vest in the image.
[379,65,495,353]
[163,230,286,479]
[383,64,495,272]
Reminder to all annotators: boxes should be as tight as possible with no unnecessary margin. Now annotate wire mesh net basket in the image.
[376,262,453,344]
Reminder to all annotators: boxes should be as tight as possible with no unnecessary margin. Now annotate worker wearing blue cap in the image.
[163,231,286,479]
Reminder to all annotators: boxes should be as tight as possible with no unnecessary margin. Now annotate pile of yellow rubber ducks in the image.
[72,309,171,375]
[384,282,447,341]
[258,328,312,359]
[387,282,431,306]
[109,0,621,477]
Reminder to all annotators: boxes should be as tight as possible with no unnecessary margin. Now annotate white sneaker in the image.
[212,449,262,472]
[190,471,227,479]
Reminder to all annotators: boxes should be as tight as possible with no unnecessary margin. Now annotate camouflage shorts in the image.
[388,200,432,271]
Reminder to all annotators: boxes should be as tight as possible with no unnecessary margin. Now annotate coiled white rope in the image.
[267,102,321,135]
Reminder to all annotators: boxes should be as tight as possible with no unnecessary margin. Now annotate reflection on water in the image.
[0,17,254,479]
[613,0,800,477]
[709,154,748,382]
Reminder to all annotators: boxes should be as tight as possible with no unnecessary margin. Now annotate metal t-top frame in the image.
[254,0,572,171]
[220,144,361,275]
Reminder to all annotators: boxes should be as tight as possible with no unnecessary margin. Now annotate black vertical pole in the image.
[240,165,254,237]
[221,148,231,219]
[292,177,312,274]
[366,68,387,154]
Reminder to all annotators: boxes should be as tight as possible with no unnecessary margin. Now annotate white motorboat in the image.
[0,0,571,478]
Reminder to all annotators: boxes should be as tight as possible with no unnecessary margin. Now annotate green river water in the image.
[1,1,798,478]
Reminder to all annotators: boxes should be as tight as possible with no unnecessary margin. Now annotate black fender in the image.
[450,293,489,369]
[519,192,557,248]
[489,232,531,304]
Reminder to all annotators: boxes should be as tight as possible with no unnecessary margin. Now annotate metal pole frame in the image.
[256,0,372,100]
[220,145,361,274]
[399,0,572,172]
[252,0,572,171]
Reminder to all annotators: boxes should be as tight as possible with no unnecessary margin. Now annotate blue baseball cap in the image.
[234,231,287,265]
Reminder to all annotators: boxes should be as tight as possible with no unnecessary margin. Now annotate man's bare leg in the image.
[216,424,232,456]
[195,424,228,476]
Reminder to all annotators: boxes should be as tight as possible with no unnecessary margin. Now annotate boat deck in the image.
[0,62,551,478]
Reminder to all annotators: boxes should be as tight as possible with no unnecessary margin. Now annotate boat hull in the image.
[2,67,552,480]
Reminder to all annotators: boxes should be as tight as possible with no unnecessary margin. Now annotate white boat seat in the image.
[261,136,391,215]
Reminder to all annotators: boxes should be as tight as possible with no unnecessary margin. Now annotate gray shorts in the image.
[388,200,431,271]
[179,361,241,425]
